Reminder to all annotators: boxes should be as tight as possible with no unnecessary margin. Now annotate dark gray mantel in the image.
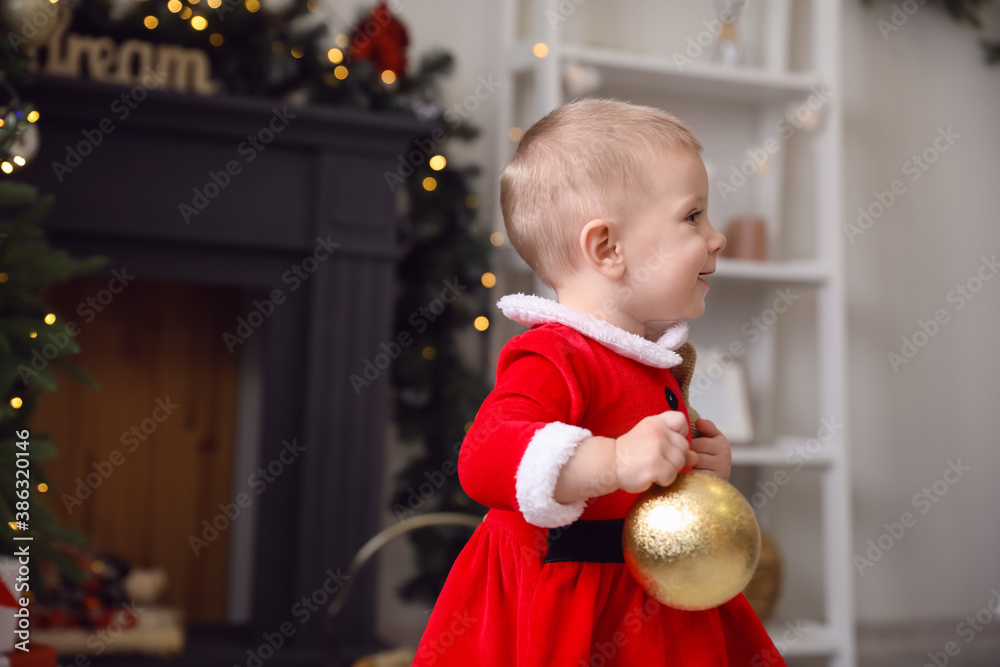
[17,72,432,651]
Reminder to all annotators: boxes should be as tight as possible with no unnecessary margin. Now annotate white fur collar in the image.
[496,293,688,369]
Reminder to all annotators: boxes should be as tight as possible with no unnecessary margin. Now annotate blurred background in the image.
[0,0,997,666]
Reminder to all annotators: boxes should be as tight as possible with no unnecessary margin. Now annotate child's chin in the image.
[675,304,706,320]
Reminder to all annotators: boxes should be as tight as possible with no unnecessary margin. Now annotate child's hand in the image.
[691,418,732,482]
[613,411,699,494]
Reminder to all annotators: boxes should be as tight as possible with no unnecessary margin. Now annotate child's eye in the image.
[686,211,701,224]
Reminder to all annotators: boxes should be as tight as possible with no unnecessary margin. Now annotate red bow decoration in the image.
[348,2,410,75]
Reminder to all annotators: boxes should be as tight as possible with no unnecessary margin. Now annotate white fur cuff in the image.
[515,422,593,528]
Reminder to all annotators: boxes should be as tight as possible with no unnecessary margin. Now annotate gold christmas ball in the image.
[623,471,760,611]
[0,0,63,50]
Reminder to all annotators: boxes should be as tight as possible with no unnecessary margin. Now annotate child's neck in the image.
[554,286,649,340]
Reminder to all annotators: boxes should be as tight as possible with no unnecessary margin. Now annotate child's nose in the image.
[712,227,727,254]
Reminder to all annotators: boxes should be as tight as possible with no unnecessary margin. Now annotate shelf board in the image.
[712,258,830,285]
[557,44,826,104]
[762,618,839,657]
[731,436,834,468]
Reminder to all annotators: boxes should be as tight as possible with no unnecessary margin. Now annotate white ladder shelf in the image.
[493,2,855,665]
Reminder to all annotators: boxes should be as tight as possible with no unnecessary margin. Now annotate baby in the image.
[413,98,785,667]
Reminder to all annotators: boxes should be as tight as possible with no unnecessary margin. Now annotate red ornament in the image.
[348,2,410,76]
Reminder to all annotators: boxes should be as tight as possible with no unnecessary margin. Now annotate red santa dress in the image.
[412,293,785,667]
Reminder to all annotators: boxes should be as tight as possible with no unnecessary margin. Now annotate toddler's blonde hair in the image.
[500,98,703,289]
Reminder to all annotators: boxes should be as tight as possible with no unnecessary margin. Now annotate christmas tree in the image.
[0,182,106,583]
[0,32,112,596]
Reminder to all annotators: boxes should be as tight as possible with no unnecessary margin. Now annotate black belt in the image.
[543,518,625,564]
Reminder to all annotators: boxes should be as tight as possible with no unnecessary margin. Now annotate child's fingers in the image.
[695,418,721,436]
[693,451,721,467]
[684,450,699,468]
[692,435,724,455]
[658,410,690,436]
[661,429,692,463]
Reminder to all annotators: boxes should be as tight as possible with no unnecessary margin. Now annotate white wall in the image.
[841,0,1000,624]
[308,0,1000,647]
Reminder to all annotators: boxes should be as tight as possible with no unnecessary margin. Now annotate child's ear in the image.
[579,218,624,278]
[669,342,701,439]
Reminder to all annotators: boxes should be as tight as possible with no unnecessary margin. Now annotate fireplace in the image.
[18,72,433,662]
